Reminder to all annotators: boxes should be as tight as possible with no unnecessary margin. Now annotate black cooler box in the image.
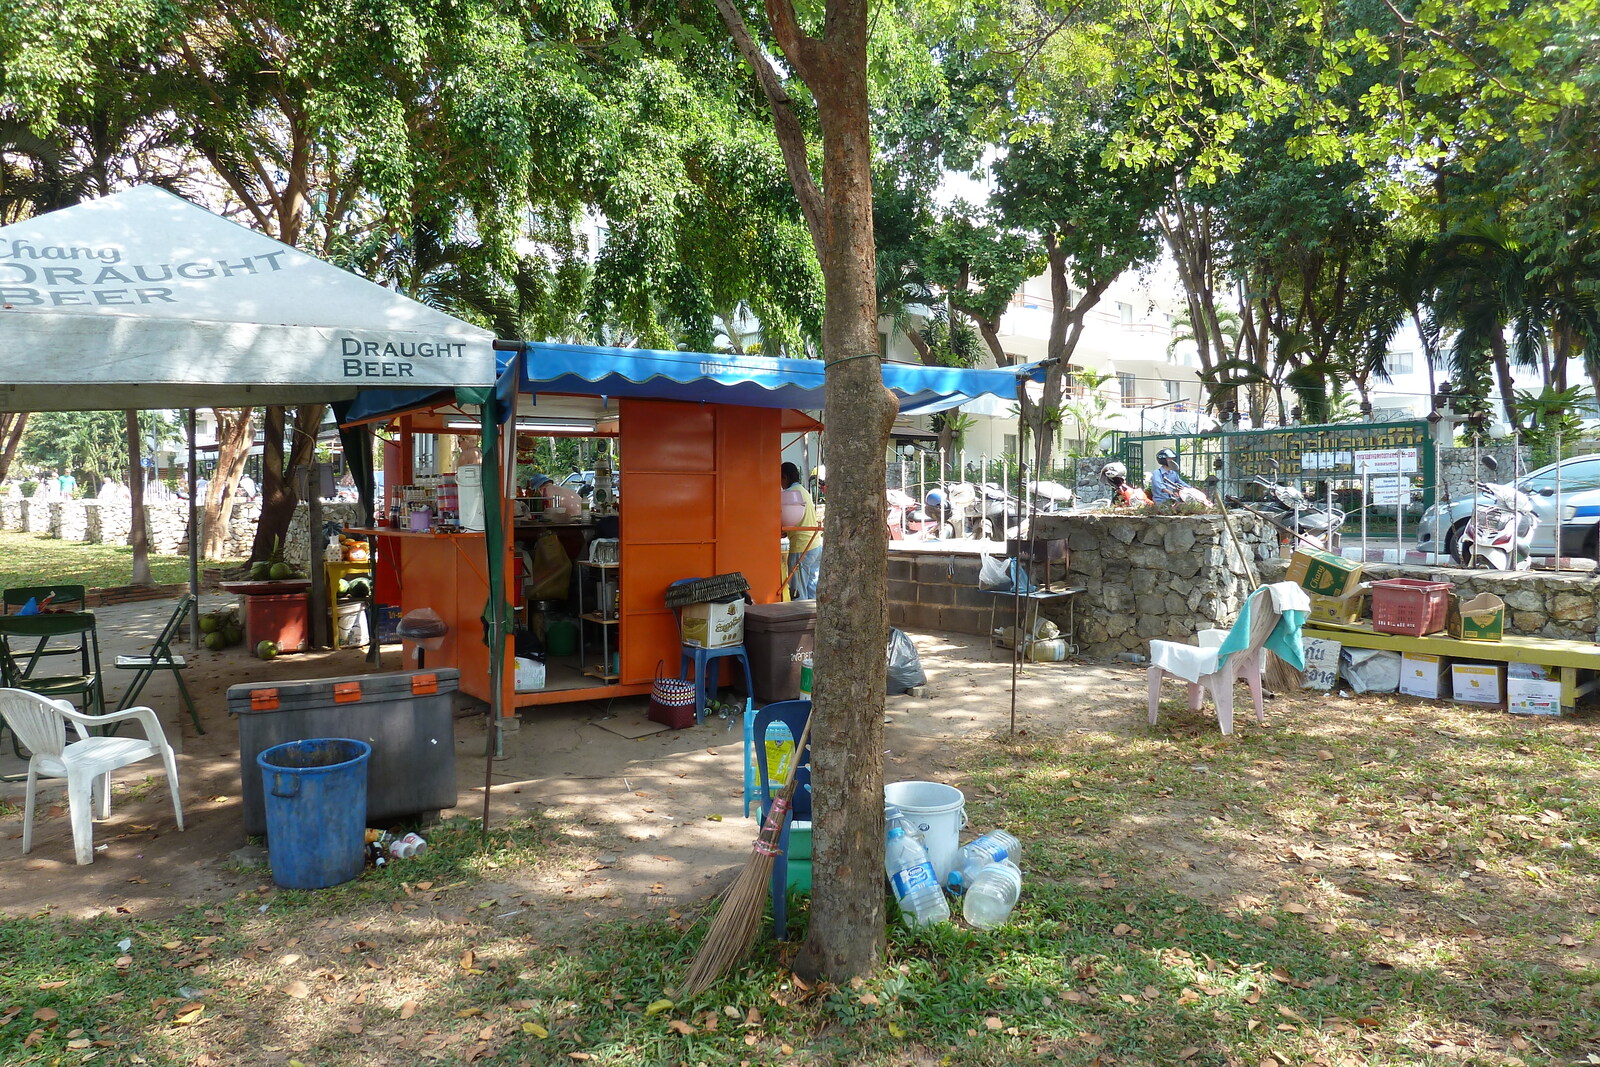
[743,601,818,704]
[228,668,460,836]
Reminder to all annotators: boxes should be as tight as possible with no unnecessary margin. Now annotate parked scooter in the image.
[1458,455,1538,570]
[1246,460,1345,549]
[1027,480,1075,514]
[888,487,949,540]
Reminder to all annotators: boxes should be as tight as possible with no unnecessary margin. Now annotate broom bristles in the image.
[668,854,780,999]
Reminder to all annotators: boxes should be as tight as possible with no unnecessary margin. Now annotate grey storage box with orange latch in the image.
[743,600,818,704]
[228,669,459,836]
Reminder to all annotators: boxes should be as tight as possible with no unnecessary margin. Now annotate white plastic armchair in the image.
[0,688,185,865]
[1145,582,1310,735]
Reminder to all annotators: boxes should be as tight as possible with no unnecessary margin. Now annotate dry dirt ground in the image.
[0,595,1154,922]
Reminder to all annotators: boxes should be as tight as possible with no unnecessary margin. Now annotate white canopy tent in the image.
[0,185,495,412]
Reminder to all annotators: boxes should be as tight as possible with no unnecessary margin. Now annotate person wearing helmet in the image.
[1150,448,1194,504]
[1100,461,1150,507]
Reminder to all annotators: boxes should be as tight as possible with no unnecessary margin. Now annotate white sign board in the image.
[1300,451,1354,472]
[1301,637,1341,691]
[1354,448,1420,475]
[1370,476,1413,506]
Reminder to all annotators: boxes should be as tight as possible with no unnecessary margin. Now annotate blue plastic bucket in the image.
[258,738,371,890]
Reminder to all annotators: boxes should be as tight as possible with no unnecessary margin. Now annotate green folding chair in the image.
[0,612,106,745]
[113,595,203,735]
[2,585,89,677]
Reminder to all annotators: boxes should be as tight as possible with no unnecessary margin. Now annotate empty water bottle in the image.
[884,803,925,847]
[885,826,950,928]
[945,829,1021,895]
[961,860,1023,929]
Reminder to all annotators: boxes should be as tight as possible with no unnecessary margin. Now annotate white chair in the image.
[1146,582,1310,735]
[0,688,184,865]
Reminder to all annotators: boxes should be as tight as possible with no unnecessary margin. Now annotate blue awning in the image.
[519,343,1042,415]
[341,342,1043,425]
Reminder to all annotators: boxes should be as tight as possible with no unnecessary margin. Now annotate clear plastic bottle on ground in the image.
[884,826,950,927]
[961,860,1023,929]
[945,829,1022,895]
[884,803,925,848]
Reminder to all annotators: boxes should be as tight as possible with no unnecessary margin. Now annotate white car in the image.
[1416,454,1600,562]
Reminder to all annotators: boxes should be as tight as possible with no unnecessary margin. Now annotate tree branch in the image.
[712,0,825,245]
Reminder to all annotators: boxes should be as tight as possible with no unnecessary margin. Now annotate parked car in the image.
[1416,454,1600,562]
[560,469,619,502]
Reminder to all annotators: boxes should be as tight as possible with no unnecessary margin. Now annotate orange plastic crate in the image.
[1370,578,1452,636]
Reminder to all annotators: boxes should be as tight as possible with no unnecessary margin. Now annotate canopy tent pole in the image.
[187,410,200,649]
[481,342,520,836]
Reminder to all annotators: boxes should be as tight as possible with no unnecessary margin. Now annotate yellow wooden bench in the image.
[1302,621,1600,710]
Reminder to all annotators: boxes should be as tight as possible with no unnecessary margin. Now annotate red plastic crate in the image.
[1370,579,1452,636]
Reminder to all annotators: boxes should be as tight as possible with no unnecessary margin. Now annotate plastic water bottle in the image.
[884,804,925,847]
[961,860,1023,929]
[945,830,1021,895]
[885,827,950,927]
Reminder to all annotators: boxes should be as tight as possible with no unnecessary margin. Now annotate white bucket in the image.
[335,600,369,647]
[884,780,966,884]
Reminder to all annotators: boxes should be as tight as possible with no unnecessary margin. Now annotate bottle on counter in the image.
[885,825,950,928]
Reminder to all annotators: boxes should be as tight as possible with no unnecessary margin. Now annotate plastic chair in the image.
[679,644,755,725]
[752,699,813,940]
[2,584,88,676]
[0,612,106,721]
[1146,582,1310,735]
[112,595,203,735]
[0,688,184,865]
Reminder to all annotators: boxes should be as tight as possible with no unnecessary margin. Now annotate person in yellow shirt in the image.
[781,461,822,599]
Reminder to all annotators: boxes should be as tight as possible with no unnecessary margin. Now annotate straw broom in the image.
[670,715,814,1001]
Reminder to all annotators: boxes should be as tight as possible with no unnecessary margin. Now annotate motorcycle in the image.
[1027,480,1075,514]
[887,486,949,540]
[1458,455,1538,570]
[1246,462,1345,550]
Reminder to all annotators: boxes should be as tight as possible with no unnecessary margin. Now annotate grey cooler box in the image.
[228,668,460,837]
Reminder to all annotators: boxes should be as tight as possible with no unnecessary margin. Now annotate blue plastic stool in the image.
[680,643,755,724]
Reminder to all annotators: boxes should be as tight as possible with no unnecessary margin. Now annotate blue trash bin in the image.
[257,738,371,890]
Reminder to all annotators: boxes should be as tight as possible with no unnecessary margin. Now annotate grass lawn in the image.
[0,694,1595,1065]
[0,530,235,592]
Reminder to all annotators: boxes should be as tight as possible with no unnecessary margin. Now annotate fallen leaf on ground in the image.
[283,981,310,999]
[399,1001,418,1019]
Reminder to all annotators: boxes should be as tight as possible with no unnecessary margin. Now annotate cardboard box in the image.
[1452,662,1504,704]
[1309,585,1369,626]
[1509,662,1550,681]
[1301,636,1341,691]
[1507,675,1561,716]
[1286,549,1365,598]
[1399,652,1448,699]
[680,598,747,648]
[1447,592,1505,642]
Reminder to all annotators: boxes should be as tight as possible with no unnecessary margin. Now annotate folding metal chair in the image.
[113,595,203,735]
[2,584,89,676]
[0,612,106,726]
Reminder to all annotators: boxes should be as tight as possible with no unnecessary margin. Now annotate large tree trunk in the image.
[125,411,152,585]
[714,0,893,984]
[250,404,325,563]
[205,407,255,560]
[0,414,28,483]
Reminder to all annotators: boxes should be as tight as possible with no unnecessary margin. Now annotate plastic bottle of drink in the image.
[961,860,1023,929]
[884,826,950,928]
[883,803,925,847]
[945,829,1022,895]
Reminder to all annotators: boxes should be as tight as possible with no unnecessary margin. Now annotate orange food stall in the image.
[342,344,1040,717]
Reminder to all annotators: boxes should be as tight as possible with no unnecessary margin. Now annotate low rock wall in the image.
[1031,512,1277,656]
[1259,557,1600,641]
[0,498,362,568]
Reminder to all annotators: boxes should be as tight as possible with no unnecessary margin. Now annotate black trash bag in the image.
[886,628,926,694]
[513,627,545,660]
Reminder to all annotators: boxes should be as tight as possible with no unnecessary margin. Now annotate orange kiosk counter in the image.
[367,396,786,712]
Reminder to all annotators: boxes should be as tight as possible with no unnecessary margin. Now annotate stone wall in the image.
[1031,512,1278,656]
[0,498,363,568]
[1259,557,1600,641]
[1438,445,1529,506]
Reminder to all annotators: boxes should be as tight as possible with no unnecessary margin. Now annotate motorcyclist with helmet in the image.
[1150,448,1196,504]
[1099,461,1151,507]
